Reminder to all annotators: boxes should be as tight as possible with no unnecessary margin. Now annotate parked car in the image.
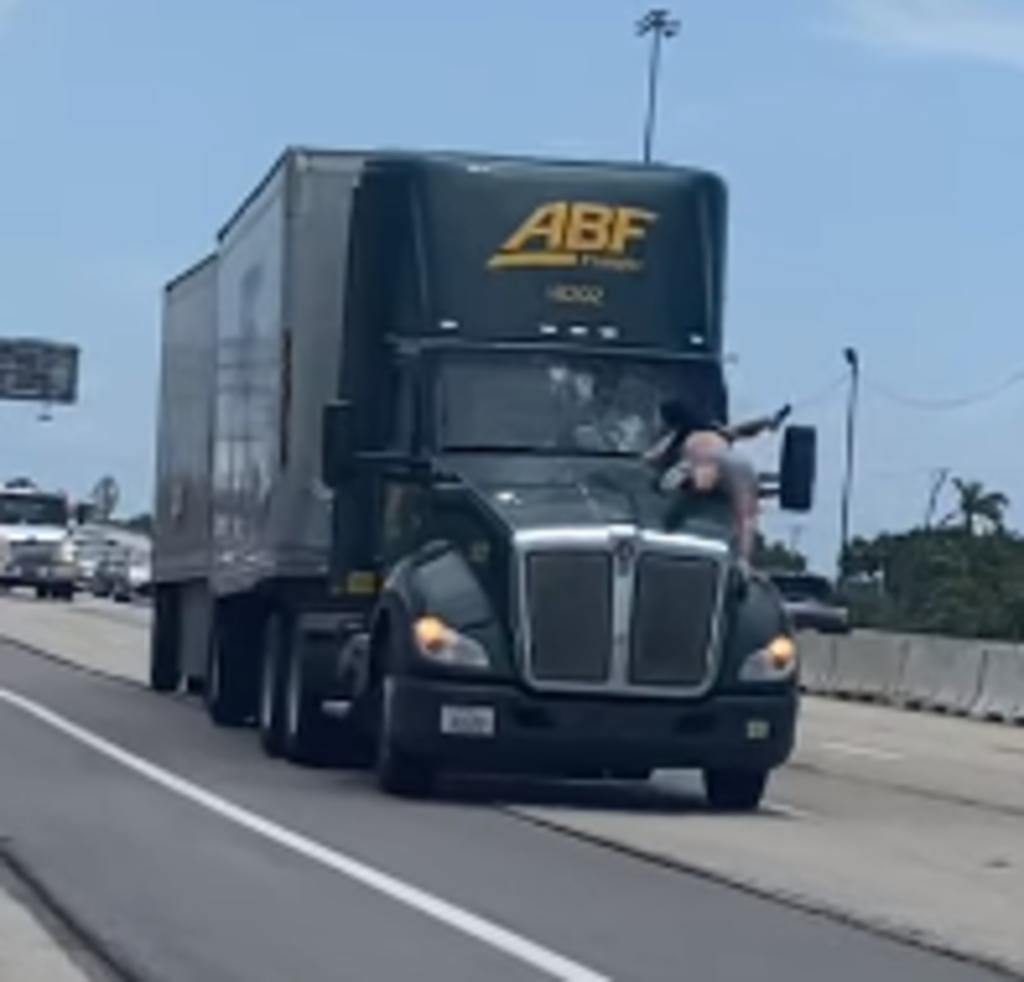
[768,572,850,635]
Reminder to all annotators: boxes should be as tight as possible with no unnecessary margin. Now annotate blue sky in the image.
[2,0,1022,569]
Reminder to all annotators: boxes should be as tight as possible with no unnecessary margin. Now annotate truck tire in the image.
[35,585,50,600]
[206,602,258,727]
[703,768,768,812]
[150,586,182,693]
[281,631,331,765]
[258,611,290,757]
[374,679,436,798]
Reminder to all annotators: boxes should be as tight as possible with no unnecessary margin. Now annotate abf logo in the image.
[487,202,657,273]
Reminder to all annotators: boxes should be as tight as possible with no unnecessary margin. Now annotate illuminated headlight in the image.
[58,539,77,564]
[739,635,798,683]
[413,616,490,669]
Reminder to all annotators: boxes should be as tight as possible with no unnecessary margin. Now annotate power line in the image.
[864,369,1024,412]
[790,372,847,412]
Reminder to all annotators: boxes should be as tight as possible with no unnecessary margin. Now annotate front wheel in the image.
[703,768,769,812]
[374,680,436,798]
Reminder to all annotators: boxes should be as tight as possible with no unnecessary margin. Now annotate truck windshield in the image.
[438,351,723,456]
[0,493,68,526]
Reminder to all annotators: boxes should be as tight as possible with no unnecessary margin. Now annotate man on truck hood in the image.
[645,397,792,569]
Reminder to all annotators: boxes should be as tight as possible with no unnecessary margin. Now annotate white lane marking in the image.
[819,740,904,763]
[0,688,609,982]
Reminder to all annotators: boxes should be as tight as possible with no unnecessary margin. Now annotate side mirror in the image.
[322,400,356,487]
[74,503,94,525]
[779,425,816,512]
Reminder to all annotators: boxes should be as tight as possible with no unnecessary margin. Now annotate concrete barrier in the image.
[797,632,836,693]
[830,630,908,701]
[972,643,1024,723]
[898,635,987,714]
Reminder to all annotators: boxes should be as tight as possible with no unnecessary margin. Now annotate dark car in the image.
[768,572,850,635]
[90,551,133,602]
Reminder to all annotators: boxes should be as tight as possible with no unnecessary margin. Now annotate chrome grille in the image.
[8,540,60,570]
[517,527,727,696]
[525,551,612,682]
[629,552,720,686]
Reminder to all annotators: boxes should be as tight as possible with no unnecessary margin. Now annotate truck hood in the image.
[0,524,67,545]
[438,454,671,532]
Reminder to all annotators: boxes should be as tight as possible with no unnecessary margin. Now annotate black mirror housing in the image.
[322,400,356,487]
[779,425,816,512]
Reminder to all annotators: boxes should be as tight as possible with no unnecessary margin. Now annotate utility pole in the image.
[636,8,680,164]
[924,467,949,529]
[839,347,860,576]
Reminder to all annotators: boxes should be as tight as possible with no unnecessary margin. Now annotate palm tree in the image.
[943,478,1009,535]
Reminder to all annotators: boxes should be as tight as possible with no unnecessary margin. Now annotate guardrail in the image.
[798,630,1024,725]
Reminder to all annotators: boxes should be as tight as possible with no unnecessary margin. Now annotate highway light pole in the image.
[637,8,680,164]
[839,347,860,575]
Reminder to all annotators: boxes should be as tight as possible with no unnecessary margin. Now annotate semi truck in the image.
[151,149,816,807]
[0,478,77,600]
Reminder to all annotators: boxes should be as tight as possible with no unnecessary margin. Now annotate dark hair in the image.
[660,397,710,435]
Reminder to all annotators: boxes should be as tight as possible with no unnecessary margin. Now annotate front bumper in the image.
[0,563,77,588]
[386,677,798,774]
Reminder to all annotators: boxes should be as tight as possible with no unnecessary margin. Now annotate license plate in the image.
[440,705,496,738]
[746,719,771,741]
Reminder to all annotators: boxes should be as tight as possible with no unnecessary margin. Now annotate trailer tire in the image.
[206,602,257,727]
[703,768,768,812]
[281,630,331,765]
[150,586,182,693]
[259,611,290,757]
[35,585,50,600]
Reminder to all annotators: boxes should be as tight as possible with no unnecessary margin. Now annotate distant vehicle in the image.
[73,526,109,586]
[89,549,130,600]
[127,552,152,598]
[769,572,850,635]
[90,546,150,602]
[0,480,76,600]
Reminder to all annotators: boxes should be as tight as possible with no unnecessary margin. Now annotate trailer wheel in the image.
[206,602,257,727]
[703,768,768,812]
[281,631,330,765]
[259,612,290,757]
[150,586,182,693]
[35,585,50,600]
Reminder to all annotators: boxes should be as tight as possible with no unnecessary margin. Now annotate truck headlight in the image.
[739,635,797,683]
[58,539,76,565]
[413,616,490,669]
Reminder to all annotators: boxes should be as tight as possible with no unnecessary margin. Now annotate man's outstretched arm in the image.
[722,404,791,442]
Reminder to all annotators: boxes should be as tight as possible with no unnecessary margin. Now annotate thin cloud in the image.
[830,0,1024,71]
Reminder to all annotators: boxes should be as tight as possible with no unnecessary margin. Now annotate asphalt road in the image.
[1,635,1012,982]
